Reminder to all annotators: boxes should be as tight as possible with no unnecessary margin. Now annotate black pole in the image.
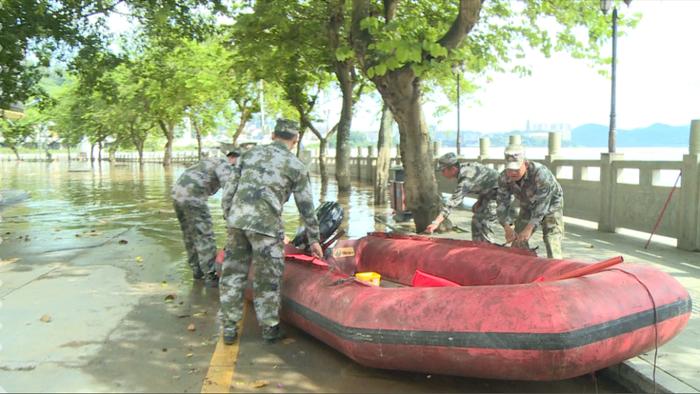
[456,72,461,155]
[609,7,618,153]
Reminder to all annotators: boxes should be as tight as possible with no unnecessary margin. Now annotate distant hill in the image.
[571,123,690,147]
[429,123,691,148]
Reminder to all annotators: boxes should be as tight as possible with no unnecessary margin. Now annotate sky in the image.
[107,0,700,135]
[351,0,700,134]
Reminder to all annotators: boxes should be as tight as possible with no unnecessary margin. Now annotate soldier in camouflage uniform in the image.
[219,119,322,345]
[172,147,239,286]
[496,145,564,258]
[426,153,500,243]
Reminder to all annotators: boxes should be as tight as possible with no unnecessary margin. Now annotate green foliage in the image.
[231,0,335,137]
[354,0,638,103]
[0,0,231,108]
[0,109,41,152]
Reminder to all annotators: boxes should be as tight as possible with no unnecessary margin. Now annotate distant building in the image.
[1,105,25,121]
[523,120,572,142]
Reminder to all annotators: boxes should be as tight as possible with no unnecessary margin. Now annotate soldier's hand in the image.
[504,225,517,243]
[425,223,438,234]
[516,224,535,243]
[309,242,323,259]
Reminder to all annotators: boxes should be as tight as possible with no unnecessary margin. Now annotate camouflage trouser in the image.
[514,207,565,259]
[471,196,498,243]
[220,228,285,328]
[173,200,217,275]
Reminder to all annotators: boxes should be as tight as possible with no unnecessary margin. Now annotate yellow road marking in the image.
[201,303,248,393]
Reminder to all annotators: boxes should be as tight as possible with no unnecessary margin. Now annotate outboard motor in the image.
[292,201,344,250]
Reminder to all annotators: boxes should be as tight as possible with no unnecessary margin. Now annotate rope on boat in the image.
[612,268,660,394]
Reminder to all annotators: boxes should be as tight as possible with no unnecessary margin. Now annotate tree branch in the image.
[437,0,482,51]
[384,0,398,22]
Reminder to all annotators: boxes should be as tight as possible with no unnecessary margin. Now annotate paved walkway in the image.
[434,209,699,393]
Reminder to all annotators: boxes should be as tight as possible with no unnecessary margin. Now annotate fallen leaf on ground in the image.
[40,314,52,323]
[186,353,193,358]
[282,338,296,345]
[135,256,143,263]
[192,311,207,317]
[187,323,196,332]
[251,380,268,389]
[177,314,190,319]
[164,294,176,302]
[0,257,20,266]
[118,239,128,245]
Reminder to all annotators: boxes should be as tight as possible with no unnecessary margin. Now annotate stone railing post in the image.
[478,137,490,162]
[356,146,363,180]
[678,119,700,250]
[545,131,563,173]
[598,152,624,232]
[508,135,522,147]
[366,146,375,182]
[395,144,401,166]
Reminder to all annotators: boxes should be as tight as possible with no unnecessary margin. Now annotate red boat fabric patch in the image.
[411,270,461,287]
[286,253,329,267]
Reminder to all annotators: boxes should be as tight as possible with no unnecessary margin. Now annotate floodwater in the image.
[0,161,626,393]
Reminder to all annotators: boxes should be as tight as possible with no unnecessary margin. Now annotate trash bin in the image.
[389,166,412,222]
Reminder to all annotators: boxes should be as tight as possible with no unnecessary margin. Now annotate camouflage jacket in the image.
[224,141,320,244]
[171,157,234,204]
[496,161,563,227]
[441,162,499,218]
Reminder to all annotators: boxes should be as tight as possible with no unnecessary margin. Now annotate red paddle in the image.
[534,256,624,282]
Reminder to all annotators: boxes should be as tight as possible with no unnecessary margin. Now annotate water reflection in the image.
[1,162,391,262]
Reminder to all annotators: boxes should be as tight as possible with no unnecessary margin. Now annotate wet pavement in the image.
[0,161,628,392]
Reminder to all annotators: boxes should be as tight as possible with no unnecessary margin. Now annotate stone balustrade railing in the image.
[310,120,700,251]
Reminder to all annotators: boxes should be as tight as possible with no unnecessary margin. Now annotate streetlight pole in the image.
[609,6,618,153]
[456,71,461,156]
[601,0,631,153]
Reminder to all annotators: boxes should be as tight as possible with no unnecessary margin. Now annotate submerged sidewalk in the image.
[427,209,699,393]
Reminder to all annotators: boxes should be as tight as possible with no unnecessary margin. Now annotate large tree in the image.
[0,0,229,108]
[350,0,632,232]
[0,116,35,160]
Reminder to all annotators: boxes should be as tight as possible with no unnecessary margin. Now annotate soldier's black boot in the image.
[204,272,219,288]
[262,324,285,344]
[223,324,238,345]
[192,269,205,280]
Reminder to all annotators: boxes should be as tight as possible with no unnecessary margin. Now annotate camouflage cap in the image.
[437,152,459,170]
[504,145,525,170]
[274,118,300,136]
[219,142,241,157]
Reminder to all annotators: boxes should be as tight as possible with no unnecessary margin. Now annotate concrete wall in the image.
[309,121,700,251]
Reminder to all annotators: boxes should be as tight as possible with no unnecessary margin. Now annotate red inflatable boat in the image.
[278,232,691,381]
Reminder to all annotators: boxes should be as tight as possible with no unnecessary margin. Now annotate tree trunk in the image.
[232,107,251,144]
[334,63,354,192]
[376,72,440,233]
[159,120,173,167]
[90,143,95,163]
[374,104,393,205]
[11,146,20,161]
[137,142,144,166]
[98,141,103,163]
[192,120,203,161]
[67,145,71,161]
[108,148,116,163]
[319,137,328,185]
[329,1,354,192]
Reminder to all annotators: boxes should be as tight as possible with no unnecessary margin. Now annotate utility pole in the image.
[259,80,265,135]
